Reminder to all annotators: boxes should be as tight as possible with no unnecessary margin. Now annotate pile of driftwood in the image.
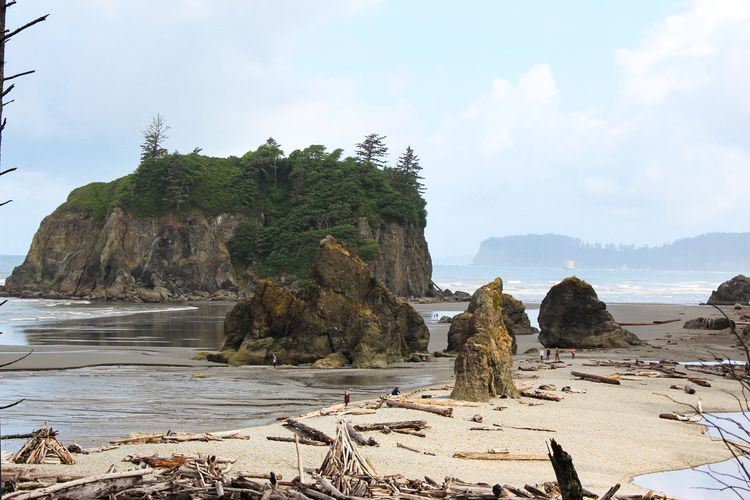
[10,425,75,465]
[1,419,674,499]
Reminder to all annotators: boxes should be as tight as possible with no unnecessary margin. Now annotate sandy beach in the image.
[1,302,748,497]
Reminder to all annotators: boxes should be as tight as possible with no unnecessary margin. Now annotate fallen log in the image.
[396,442,436,456]
[452,452,547,461]
[267,436,329,446]
[524,484,551,498]
[392,428,426,438]
[284,419,335,444]
[571,371,620,385]
[520,390,563,402]
[493,424,556,433]
[599,483,621,500]
[345,423,379,446]
[687,377,711,387]
[353,420,428,432]
[617,319,679,326]
[110,433,163,445]
[4,468,152,500]
[402,398,482,408]
[238,472,284,480]
[385,399,453,417]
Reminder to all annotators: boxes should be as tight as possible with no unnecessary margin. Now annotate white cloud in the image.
[425,0,750,261]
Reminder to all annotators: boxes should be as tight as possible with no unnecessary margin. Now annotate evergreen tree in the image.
[140,114,170,161]
[394,145,425,194]
[355,133,388,168]
[162,155,194,211]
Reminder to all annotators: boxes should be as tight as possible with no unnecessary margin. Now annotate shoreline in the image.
[2,359,742,498]
[1,301,748,497]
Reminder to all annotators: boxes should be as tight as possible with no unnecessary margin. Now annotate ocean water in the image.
[0,255,737,346]
[433,263,735,304]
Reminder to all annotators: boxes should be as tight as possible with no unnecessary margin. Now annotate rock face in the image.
[451,278,518,402]
[5,207,242,301]
[222,236,429,368]
[6,209,434,301]
[357,218,432,297]
[538,277,642,348]
[708,275,750,305]
[446,291,534,355]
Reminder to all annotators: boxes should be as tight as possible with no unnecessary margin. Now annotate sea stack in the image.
[538,276,642,348]
[451,278,518,402]
[222,236,429,368]
[707,275,750,305]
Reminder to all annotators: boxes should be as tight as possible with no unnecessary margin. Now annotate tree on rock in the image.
[391,145,424,195]
[140,114,169,161]
[355,133,388,168]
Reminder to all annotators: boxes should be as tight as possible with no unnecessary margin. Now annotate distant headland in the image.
[473,232,750,271]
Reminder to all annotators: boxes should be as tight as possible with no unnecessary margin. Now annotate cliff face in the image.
[6,207,244,301]
[6,209,433,301]
[357,218,432,297]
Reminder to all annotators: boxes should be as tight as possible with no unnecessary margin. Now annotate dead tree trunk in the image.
[547,439,583,500]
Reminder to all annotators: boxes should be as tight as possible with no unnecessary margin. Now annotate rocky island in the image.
[4,140,432,301]
[222,235,429,368]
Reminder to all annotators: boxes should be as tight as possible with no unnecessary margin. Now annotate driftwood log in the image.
[345,423,379,446]
[385,399,453,417]
[452,452,547,461]
[353,420,427,432]
[571,372,620,385]
[4,469,152,500]
[520,390,563,402]
[267,436,328,446]
[284,419,335,444]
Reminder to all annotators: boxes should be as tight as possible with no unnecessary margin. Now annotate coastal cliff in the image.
[5,207,243,301]
[5,143,433,300]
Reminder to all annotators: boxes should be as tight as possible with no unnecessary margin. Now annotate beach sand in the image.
[1,302,747,497]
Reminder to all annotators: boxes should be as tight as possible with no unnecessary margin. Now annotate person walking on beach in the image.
[554,347,560,362]
[539,349,544,362]
[571,348,577,359]
[391,386,400,396]
[546,348,550,361]
[344,388,351,408]
[272,353,278,371]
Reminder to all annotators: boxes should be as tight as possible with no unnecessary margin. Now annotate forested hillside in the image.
[58,136,427,282]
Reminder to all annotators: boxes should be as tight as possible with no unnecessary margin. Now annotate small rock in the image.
[437,315,453,323]
[538,384,556,391]
[206,352,229,364]
[471,414,483,423]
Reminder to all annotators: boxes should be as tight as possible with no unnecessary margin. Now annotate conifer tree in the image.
[355,133,388,168]
[395,145,425,194]
[140,114,170,161]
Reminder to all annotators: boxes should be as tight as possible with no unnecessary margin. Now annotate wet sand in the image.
[1,301,748,497]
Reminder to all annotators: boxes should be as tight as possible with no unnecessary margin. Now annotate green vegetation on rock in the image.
[58,138,427,283]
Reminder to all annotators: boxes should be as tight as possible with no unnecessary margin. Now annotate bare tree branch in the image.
[0,166,16,176]
[3,68,33,80]
[0,398,24,410]
[2,13,48,42]
[0,349,32,369]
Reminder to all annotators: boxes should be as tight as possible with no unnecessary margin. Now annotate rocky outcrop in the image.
[222,236,429,368]
[708,275,750,305]
[446,291,534,355]
[356,218,432,297]
[5,207,242,301]
[451,278,518,402]
[683,317,733,330]
[538,277,642,349]
[5,209,434,302]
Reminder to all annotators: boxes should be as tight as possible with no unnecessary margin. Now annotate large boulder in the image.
[683,317,733,330]
[451,278,518,402]
[446,292,533,355]
[708,275,750,305]
[222,236,429,368]
[538,277,642,348]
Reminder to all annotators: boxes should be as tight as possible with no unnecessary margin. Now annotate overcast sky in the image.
[1,0,748,263]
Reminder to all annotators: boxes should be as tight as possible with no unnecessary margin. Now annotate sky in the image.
[1,0,749,263]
